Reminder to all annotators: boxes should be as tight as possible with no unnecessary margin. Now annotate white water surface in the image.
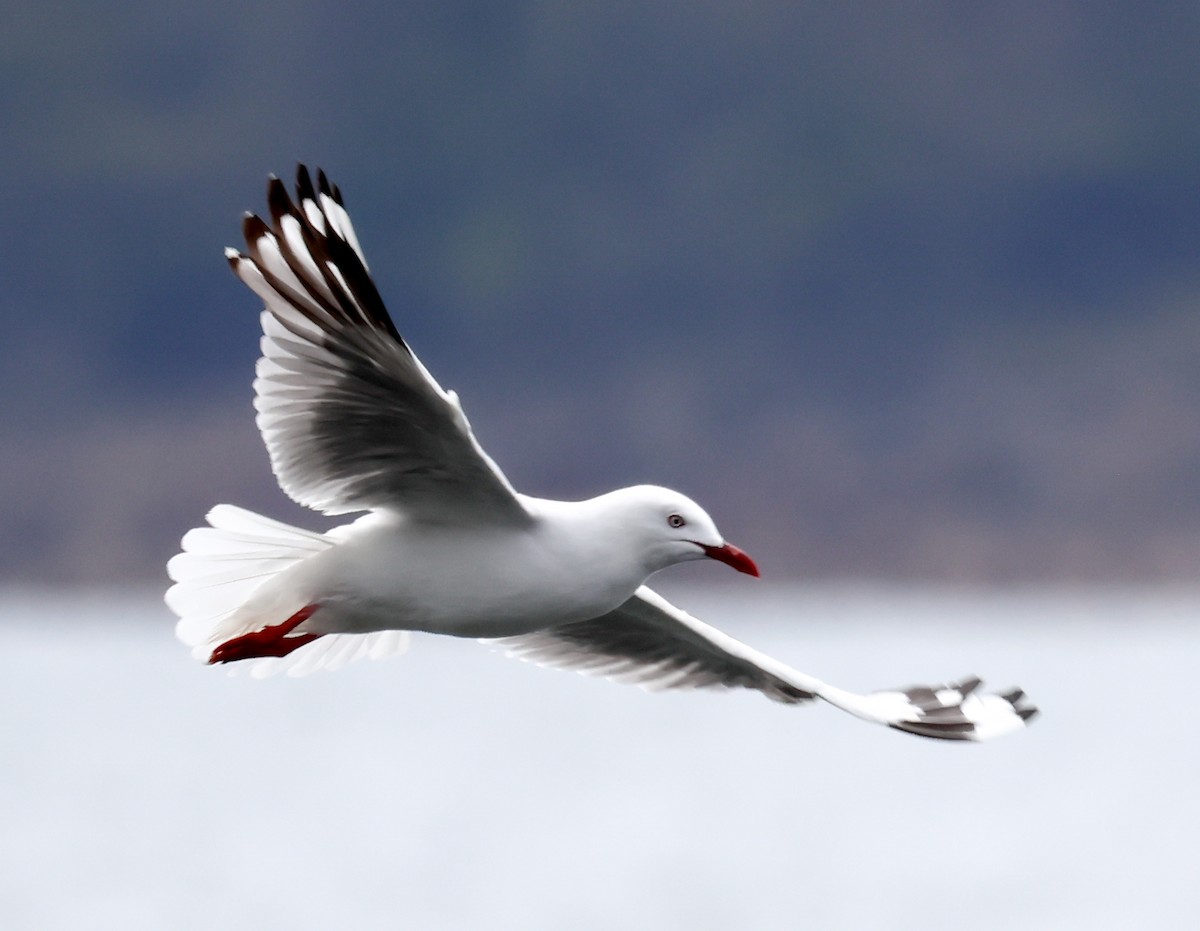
[1,585,1196,930]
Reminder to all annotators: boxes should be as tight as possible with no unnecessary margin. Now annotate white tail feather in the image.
[165,505,409,676]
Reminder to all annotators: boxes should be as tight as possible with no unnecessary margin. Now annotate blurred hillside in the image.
[3,1,1200,583]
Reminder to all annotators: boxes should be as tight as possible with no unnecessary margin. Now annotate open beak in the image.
[699,542,760,577]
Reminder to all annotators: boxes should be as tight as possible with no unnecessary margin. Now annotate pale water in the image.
[1,585,1196,930]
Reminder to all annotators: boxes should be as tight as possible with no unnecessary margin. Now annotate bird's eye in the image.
[667,513,686,529]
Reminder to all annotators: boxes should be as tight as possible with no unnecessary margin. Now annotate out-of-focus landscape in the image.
[5,2,1200,585]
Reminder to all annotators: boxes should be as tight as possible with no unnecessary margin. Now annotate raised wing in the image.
[490,587,1039,742]
[226,166,531,525]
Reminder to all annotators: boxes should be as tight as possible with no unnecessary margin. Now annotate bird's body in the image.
[225,486,722,641]
[166,166,1037,740]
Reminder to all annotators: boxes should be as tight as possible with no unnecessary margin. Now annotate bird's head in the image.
[606,485,760,577]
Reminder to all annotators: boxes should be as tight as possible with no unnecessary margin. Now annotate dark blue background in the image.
[4,2,1199,582]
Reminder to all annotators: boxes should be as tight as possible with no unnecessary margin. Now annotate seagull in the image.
[166,166,1038,742]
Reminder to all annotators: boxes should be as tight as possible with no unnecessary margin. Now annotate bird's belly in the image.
[305,529,637,639]
[322,588,588,639]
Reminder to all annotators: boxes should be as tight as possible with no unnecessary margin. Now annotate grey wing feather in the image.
[227,166,530,525]
[491,586,818,704]
[490,587,1040,742]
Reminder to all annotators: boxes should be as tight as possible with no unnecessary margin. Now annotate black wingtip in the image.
[296,164,316,203]
[241,213,271,244]
[956,675,983,697]
[317,168,333,198]
[267,175,293,223]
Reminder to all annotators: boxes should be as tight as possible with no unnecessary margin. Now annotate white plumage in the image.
[165,166,1037,740]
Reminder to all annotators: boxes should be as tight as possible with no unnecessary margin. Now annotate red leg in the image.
[208,605,324,665]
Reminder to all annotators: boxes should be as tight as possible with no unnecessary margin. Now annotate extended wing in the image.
[490,586,1038,741]
[227,166,531,526]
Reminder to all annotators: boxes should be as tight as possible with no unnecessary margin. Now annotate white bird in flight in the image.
[166,167,1037,741]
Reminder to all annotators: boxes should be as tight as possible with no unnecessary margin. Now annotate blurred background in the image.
[5,1,1200,585]
[4,3,1200,930]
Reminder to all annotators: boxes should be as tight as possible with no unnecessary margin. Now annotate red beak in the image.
[699,542,760,577]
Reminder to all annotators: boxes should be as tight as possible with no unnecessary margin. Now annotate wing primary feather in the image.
[239,231,338,332]
[282,172,392,336]
[303,209,399,339]
[267,177,346,314]
[241,215,325,314]
[295,164,327,233]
